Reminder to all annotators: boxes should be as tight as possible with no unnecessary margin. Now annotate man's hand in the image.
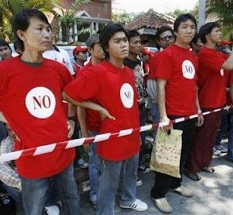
[196,114,204,127]
[159,116,172,132]
[67,120,75,138]
[99,108,116,121]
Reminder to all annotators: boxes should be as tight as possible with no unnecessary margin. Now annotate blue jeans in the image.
[88,130,100,203]
[3,183,23,209]
[150,102,160,141]
[0,122,7,142]
[97,154,138,215]
[21,163,80,215]
[3,180,60,211]
[227,112,233,160]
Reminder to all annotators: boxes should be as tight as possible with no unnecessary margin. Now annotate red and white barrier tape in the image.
[0,105,232,163]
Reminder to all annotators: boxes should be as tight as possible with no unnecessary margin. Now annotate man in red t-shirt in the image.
[150,14,204,214]
[187,22,233,181]
[77,33,105,209]
[63,23,148,215]
[147,25,174,140]
[0,9,80,215]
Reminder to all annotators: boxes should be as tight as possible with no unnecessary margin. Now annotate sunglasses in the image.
[160,35,173,41]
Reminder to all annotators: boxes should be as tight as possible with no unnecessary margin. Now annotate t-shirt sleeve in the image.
[155,51,172,80]
[56,63,74,88]
[64,67,100,102]
[198,50,226,72]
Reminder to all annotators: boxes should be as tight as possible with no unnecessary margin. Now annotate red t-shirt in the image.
[64,60,140,161]
[0,57,75,178]
[148,52,161,80]
[79,61,101,132]
[197,47,228,108]
[155,44,198,116]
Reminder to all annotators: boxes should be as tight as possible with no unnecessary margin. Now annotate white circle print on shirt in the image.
[120,83,134,108]
[182,60,195,79]
[25,87,56,119]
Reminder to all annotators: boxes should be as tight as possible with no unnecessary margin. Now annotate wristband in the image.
[197,110,202,114]
[68,116,76,121]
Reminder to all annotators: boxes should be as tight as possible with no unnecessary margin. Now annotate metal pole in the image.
[198,0,206,30]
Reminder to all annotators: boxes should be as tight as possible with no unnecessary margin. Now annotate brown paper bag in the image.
[150,129,182,178]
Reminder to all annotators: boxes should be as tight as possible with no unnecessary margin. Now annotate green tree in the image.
[0,0,59,40]
[112,11,138,25]
[54,0,90,44]
[167,9,189,19]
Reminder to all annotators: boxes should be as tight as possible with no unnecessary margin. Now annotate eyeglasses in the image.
[160,35,173,41]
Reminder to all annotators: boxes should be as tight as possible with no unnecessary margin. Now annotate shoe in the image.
[120,199,148,211]
[186,172,201,181]
[136,177,142,187]
[77,158,88,169]
[213,146,221,156]
[219,145,228,153]
[91,201,97,211]
[138,165,150,173]
[152,197,173,213]
[202,166,215,173]
[44,205,60,215]
[171,185,193,197]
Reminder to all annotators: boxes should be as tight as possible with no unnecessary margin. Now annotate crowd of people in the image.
[0,8,233,215]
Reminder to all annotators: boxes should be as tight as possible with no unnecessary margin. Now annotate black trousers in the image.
[151,116,196,199]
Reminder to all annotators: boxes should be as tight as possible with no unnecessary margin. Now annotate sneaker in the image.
[219,145,228,153]
[91,201,97,211]
[120,199,148,211]
[77,158,88,169]
[213,146,221,156]
[44,205,60,215]
[171,185,193,197]
[136,177,142,187]
[152,197,173,213]
[138,165,150,173]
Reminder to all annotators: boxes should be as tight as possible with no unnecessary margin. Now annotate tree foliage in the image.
[54,0,90,43]
[167,9,189,19]
[112,11,138,25]
[0,0,59,40]
[206,0,233,39]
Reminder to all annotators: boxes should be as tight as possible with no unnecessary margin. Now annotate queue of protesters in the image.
[0,8,233,215]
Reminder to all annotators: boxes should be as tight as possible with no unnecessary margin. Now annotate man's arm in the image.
[195,88,204,127]
[222,53,233,70]
[62,91,115,120]
[77,107,89,137]
[0,112,7,123]
[0,138,21,190]
[157,79,171,130]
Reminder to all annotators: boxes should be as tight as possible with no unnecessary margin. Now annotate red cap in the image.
[73,45,87,56]
[220,40,233,46]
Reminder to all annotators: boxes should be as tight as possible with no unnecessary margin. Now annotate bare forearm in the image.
[77,107,88,136]
[157,80,167,119]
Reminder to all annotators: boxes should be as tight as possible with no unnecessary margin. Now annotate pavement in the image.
[80,152,233,215]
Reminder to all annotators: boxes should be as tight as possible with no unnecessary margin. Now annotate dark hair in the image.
[128,30,140,39]
[155,26,173,41]
[174,13,197,33]
[199,22,220,44]
[100,22,129,59]
[12,9,50,51]
[0,39,11,50]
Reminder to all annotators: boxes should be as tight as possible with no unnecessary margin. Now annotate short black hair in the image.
[0,39,11,50]
[100,22,129,59]
[12,9,50,51]
[128,30,140,39]
[199,22,220,44]
[155,26,173,41]
[174,13,197,33]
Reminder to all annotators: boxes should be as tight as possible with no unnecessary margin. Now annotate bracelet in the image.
[68,116,76,121]
[197,110,202,114]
